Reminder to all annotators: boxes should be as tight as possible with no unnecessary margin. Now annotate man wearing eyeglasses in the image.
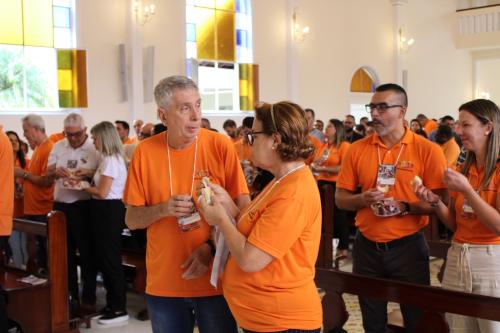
[46,113,99,318]
[336,83,448,333]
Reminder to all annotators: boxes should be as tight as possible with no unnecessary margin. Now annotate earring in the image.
[271,146,275,150]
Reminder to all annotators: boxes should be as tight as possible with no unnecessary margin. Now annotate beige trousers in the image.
[442,242,500,333]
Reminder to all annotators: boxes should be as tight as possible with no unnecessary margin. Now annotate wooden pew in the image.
[316,268,500,333]
[317,183,335,268]
[2,212,75,333]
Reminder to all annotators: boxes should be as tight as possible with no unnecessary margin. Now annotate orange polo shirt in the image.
[315,141,351,182]
[337,128,447,242]
[423,119,438,134]
[223,166,322,332]
[306,135,322,165]
[24,139,54,215]
[452,161,500,244]
[49,132,65,143]
[234,139,252,161]
[0,130,14,235]
[123,137,134,145]
[124,129,249,297]
[440,138,460,167]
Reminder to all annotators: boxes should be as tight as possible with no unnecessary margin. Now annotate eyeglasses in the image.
[365,103,404,113]
[64,130,85,139]
[245,131,266,146]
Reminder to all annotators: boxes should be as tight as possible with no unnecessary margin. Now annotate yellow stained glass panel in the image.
[58,69,73,91]
[196,8,216,60]
[23,0,54,47]
[216,0,234,11]
[216,11,235,62]
[239,64,259,111]
[0,0,23,45]
[195,0,215,8]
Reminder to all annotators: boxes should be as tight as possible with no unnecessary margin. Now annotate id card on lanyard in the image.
[376,144,405,192]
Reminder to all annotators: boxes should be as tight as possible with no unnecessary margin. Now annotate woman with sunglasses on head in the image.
[413,99,500,332]
[199,101,322,333]
[311,119,351,260]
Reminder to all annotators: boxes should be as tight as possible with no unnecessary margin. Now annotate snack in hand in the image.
[201,177,213,205]
[411,175,423,187]
[376,184,389,193]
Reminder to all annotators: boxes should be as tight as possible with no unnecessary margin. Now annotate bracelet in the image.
[205,240,216,256]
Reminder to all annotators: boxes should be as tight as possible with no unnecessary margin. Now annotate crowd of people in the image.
[0,75,498,333]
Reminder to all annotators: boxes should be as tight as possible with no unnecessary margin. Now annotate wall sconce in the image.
[398,26,415,51]
[133,0,156,26]
[293,7,310,42]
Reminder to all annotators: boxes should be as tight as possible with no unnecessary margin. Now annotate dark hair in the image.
[416,113,427,120]
[345,114,356,122]
[223,119,237,128]
[436,125,453,144]
[415,129,428,138]
[115,120,130,131]
[153,123,167,135]
[305,108,315,119]
[242,117,254,129]
[255,102,315,161]
[410,119,423,130]
[360,116,369,122]
[355,124,366,136]
[441,115,455,123]
[6,131,26,168]
[328,119,346,148]
[375,83,408,107]
[459,99,500,190]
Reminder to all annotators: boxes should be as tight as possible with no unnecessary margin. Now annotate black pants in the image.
[353,231,430,333]
[54,200,97,305]
[90,199,127,312]
[24,214,48,271]
[243,329,320,333]
[317,181,349,250]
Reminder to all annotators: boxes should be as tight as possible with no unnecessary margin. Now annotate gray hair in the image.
[63,113,85,129]
[22,114,46,132]
[154,75,198,108]
[90,121,124,157]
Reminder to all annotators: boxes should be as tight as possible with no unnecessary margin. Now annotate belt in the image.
[358,232,422,252]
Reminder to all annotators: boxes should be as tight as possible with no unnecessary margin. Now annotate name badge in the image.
[462,200,474,214]
[177,211,201,232]
[377,164,396,186]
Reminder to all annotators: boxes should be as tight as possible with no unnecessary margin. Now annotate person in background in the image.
[47,113,99,318]
[416,113,438,135]
[344,115,363,143]
[365,121,375,136]
[84,121,129,325]
[115,120,133,145]
[436,124,461,167]
[223,119,239,142]
[14,114,55,273]
[124,75,249,333]
[201,118,211,130]
[429,115,462,147]
[413,99,500,333]
[336,84,448,333]
[355,124,366,137]
[305,108,325,143]
[314,119,324,133]
[199,101,322,333]
[49,131,65,143]
[6,131,28,269]
[152,123,167,136]
[360,116,369,128]
[311,119,351,260]
[20,141,29,158]
[410,118,423,133]
[132,119,144,143]
[0,126,14,332]
[124,122,155,164]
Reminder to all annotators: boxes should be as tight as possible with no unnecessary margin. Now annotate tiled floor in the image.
[82,257,445,333]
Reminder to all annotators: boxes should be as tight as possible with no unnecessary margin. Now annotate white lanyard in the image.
[377,143,405,168]
[166,133,198,197]
[237,163,306,223]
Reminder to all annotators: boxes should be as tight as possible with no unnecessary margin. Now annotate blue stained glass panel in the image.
[236,0,246,13]
[187,23,196,42]
[236,29,247,47]
[53,6,70,28]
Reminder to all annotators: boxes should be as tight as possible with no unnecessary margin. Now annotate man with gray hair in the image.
[14,114,55,274]
[46,113,99,317]
[124,75,250,332]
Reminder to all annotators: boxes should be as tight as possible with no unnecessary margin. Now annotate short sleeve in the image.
[337,144,358,191]
[422,144,447,190]
[123,146,147,206]
[100,156,120,179]
[47,143,58,166]
[221,138,249,199]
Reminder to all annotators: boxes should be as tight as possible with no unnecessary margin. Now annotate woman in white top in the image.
[84,121,129,325]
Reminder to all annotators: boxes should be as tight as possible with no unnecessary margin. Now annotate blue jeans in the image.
[146,294,237,333]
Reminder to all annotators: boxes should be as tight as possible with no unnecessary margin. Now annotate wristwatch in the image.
[22,172,29,180]
[400,201,410,216]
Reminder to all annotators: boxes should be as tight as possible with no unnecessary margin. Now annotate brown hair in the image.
[255,101,315,161]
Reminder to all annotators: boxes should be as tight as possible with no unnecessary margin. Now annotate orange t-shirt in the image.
[123,137,134,145]
[423,119,438,134]
[314,141,351,182]
[49,132,65,143]
[123,129,249,297]
[24,139,54,215]
[337,128,447,242]
[234,139,252,161]
[452,161,500,244]
[14,159,26,218]
[441,138,460,167]
[222,166,322,332]
[0,130,14,235]
[306,135,322,165]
